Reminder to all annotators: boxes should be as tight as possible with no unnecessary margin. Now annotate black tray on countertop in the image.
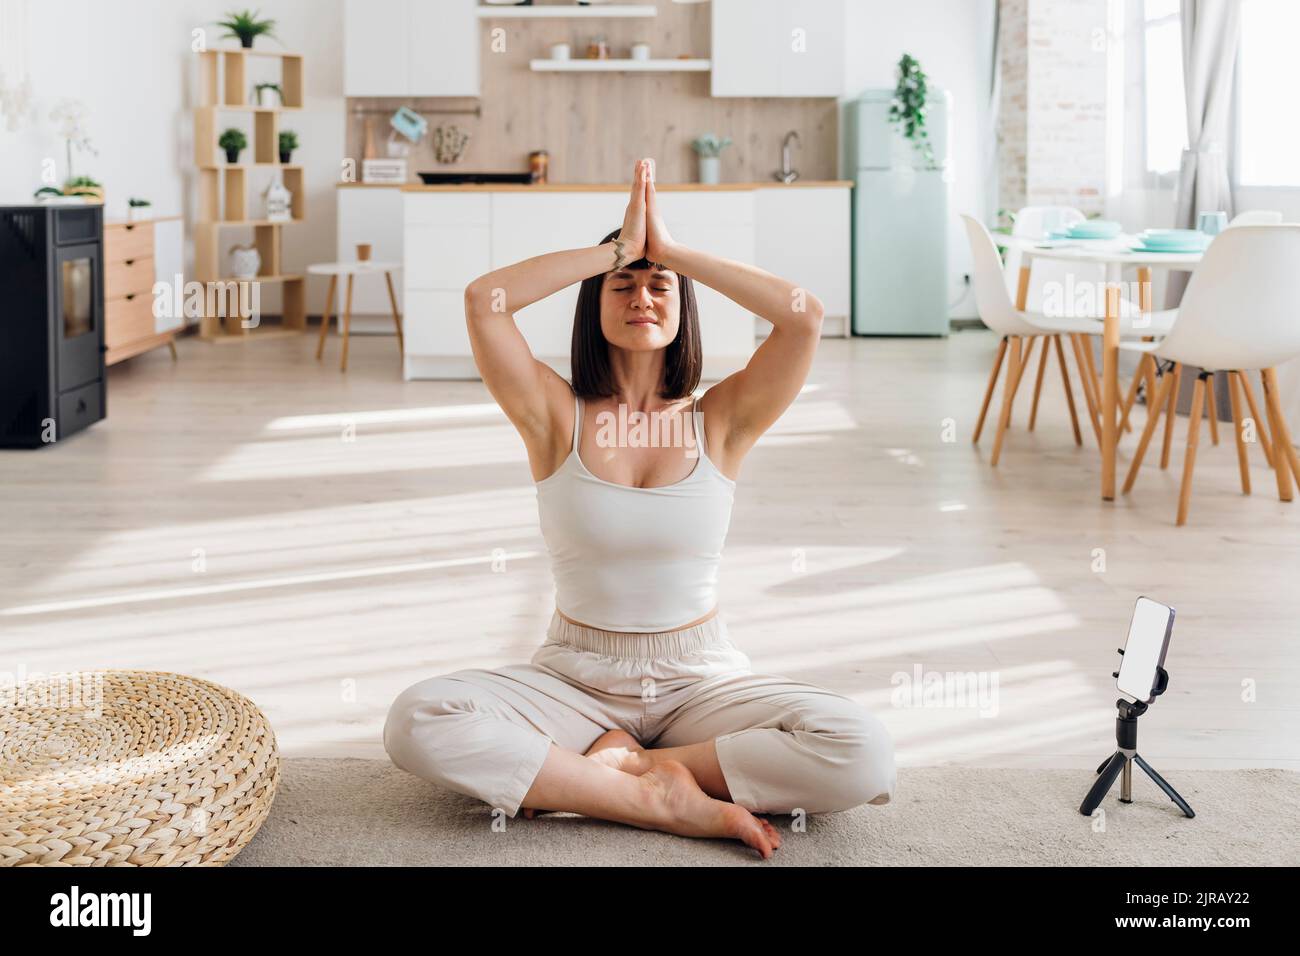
[417,171,533,185]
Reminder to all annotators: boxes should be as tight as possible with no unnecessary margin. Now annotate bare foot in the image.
[641,760,780,859]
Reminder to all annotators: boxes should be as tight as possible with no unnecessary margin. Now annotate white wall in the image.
[0,0,344,314]
[841,0,998,320]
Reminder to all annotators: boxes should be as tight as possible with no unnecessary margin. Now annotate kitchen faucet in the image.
[774,131,801,184]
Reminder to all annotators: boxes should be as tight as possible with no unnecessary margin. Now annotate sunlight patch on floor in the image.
[0,551,542,617]
[262,402,506,433]
[192,422,530,482]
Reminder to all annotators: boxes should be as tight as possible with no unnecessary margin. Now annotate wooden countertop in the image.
[334,180,852,191]
[396,181,852,192]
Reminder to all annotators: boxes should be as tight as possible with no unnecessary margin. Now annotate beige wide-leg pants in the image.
[384,611,896,817]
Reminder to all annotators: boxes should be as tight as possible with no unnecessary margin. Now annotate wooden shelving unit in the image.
[194,48,306,340]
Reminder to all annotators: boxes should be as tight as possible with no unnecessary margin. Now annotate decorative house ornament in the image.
[254,83,282,108]
[263,173,291,222]
[228,243,261,279]
[433,124,470,165]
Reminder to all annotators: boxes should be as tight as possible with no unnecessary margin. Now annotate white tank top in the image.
[535,390,736,633]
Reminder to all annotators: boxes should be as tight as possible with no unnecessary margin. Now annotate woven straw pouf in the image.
[1,670,278,866]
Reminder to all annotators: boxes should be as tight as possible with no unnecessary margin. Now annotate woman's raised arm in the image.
[644,174,823,463]
[464,160,652,442]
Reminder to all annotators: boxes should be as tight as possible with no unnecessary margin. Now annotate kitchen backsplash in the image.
[344,0,837,185]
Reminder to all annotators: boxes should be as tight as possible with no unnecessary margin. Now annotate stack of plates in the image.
[1132,229,1211,254]
[1047,220,1123,240]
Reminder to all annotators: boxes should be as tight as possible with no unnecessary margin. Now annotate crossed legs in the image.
[384,666,894,859]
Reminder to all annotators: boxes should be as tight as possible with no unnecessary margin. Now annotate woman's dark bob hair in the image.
[571,228,701,400]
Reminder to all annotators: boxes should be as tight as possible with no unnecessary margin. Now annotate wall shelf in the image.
[529,58,711,72]
[477,4,656,18]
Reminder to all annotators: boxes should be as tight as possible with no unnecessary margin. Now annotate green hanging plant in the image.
[888,53,938,170]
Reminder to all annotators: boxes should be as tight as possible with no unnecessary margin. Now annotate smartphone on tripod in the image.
[1080,596,1193,818]
[1116,597,1175,704]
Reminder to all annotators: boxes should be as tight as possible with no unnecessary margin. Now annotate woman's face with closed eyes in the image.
[599,264,681,351]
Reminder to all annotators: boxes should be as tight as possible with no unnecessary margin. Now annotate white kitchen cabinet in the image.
[754,186,851,336]
[491,192,626,360]
[711,0,845,97]
[403,192,491,379]
[409,0,479,97]
[655,191,756,364]
[344,0,479,97]
[402,188,761,381]
[404,290,472,356]
[343,0,406,96]
[336,187,405,329]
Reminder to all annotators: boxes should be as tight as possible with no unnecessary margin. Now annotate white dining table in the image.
[1001,235,1206,501]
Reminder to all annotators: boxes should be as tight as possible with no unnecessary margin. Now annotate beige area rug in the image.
[232,758,1300,867]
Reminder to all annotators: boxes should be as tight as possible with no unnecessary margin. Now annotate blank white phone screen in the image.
[1116,597,1173,702]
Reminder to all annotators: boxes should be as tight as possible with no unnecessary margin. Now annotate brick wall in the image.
[998,0,1109,218]
[997,0,1028,217]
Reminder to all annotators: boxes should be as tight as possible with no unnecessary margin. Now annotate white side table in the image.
[307,260,403,372]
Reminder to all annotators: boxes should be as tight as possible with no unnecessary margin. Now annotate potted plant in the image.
[50,98,98,192]
[216,9,277,49]
[278,130,298,164]
[127,197,152,222]
[253,82,282,108]
[219,128,248,164]
[888,53,938,170]
[690,133,732,185]
[63,175,104,203]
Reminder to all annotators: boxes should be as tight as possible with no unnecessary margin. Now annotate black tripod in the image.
[1079,666,1195,818]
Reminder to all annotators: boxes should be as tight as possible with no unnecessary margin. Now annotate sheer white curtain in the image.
[1167,0,1241,305]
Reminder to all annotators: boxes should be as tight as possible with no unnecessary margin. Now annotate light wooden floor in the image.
[2,329,1297,771]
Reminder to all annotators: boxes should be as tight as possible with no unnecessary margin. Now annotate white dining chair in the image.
[1122,225,1300,525]
[962,215,1174,465]
[1229,210,1283,227]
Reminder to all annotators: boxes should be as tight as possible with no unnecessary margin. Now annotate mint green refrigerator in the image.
[846,88,952,336]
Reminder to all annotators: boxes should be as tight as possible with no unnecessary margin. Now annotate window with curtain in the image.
[1143,0,1186,175]
[1237,0,1300,187]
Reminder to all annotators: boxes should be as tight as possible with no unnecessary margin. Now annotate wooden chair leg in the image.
[167,337,178,361]
[1053,335,1083,446]
[1205,373,1220,446]
[1238,370,1275,468]
[1160,363,1182,469]
[1006,335,1030,416]
[1176,374,1207,526]
[316,274,337,361]
[384,270,404,359]
[1228,371,1251,496]
[1123,366,1176,494]
[1080,335,1102,410]
[340,275,354,373]
[1070,334,1104,447]
[1119,354,1150,433]
[1028,336,1050,432]
[990,336,1023,467]
[973,336,1008,445]
[1261,367,1298,501]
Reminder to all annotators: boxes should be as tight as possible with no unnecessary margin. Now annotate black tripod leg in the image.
[1080,751,1126,816]
[1133,753,1195,818]
[1095,757,1111,775]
